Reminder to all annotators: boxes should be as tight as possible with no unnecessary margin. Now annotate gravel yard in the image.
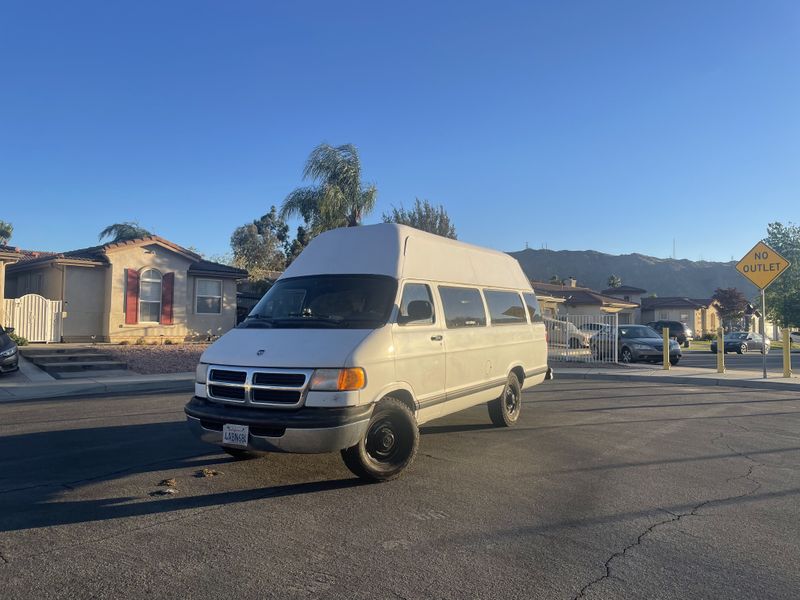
[105,344,208,375]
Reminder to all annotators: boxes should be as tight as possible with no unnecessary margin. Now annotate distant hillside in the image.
[508,248,757,299]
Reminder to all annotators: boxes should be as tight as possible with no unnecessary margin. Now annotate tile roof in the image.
[531,281,639,308]
[7,236,247,278]
[601,285,647,295]
[640,297,713,309]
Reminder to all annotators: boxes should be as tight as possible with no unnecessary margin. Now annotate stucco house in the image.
[640,297,720,337]
[0,245,25,328]
[531,280,639,323]
[5,236,247,343]
[601,285,647,323]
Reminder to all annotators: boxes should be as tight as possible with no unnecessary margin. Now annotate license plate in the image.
[222,424,249,448]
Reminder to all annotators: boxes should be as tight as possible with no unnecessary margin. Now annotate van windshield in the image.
[241,275,397,329]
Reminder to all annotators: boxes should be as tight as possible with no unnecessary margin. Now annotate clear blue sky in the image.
[1,1,798,262]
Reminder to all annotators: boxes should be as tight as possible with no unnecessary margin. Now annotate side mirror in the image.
[403,300,433,323]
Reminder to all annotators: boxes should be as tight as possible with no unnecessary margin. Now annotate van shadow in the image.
[0,420,365,533]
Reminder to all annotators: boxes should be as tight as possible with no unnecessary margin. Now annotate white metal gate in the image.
[544,314,619,363]
[3,294,63,343]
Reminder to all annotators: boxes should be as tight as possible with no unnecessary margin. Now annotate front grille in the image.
[209,385,246,400]
[251,389,301,404]
[206,365,312,408]
[253,372,306,387]
[210,369,246,384]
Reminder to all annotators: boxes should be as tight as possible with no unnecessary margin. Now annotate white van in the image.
[185,224,550,481]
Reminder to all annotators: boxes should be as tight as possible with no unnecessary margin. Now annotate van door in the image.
[392,282,446,421]
[437,285,496,410]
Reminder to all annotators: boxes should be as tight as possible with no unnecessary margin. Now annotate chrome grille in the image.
[206,365,312,408]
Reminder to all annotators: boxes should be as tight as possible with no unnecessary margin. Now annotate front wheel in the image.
[341,397,419,482]
[620,347,633,363]
[738,344,747,354]
[669,357,680,366]
[488,373,522,427]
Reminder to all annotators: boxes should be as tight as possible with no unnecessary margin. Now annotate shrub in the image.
[134,337,146,346]
[9,332,28,346]
[118,340,129,345]
[164,339,174,345]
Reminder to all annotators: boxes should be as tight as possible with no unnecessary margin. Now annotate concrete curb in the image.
[555,369,800,392]
[0,372,194,402]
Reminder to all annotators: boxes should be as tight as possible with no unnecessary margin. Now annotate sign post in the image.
[735,241,791,379]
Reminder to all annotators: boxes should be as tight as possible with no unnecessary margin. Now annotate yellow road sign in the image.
[735,241,791,289]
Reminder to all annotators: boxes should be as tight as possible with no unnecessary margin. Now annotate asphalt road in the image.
[1,382,799,599]
[680,348,793,373]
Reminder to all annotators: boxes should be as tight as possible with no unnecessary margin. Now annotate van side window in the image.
[438,286,486,328]
[485,290,527,325]
[522,292,543,323]
[398,283,435,325]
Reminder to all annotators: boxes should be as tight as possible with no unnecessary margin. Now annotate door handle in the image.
[430,335,443,341]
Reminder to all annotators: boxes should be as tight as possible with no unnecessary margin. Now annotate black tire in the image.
[341,397,419,482]
[222,447,259,460]
[488,373,522,427]
[738,344,746,354]
[620,347,633,363]
[683,341,690,348]
[669,357,680,366]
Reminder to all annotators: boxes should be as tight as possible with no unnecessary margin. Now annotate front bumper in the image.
[0,352,18,373]
[632,348,681,361]
[184,396,373,454]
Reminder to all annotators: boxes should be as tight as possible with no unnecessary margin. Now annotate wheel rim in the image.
[364,415,412,468]
[504,383,520,419]
[621,349,632,363]
[741,344,747,353]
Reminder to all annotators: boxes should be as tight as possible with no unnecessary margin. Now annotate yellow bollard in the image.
[717,327,725,374]
[783,327,792,378]
[663,327,670,370]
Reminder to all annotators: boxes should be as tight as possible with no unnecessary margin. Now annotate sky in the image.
[1,1,798,262]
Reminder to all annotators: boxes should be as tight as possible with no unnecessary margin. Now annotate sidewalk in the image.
[555,363,800,391]
[0,369,194,402]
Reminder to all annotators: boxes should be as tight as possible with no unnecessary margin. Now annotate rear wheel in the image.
[738,343,747,354]
[341,397,419,482]
[669,357,680,366]
[488,373,522,427]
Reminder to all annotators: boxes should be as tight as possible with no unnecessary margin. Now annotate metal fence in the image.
[544,314,619,363]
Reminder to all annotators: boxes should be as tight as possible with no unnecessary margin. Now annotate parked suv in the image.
[646,320,692,348]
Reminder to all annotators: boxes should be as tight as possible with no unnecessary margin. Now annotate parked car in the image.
[710,331,770,354]
[0,326,19,374]
[789,331,800,345]
[548,320,591,348]
[591,324,681,365]
[578,322,612,337]
[185,224,550,482]
[646,320,693,347]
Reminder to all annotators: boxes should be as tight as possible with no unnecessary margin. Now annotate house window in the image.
[196,279,222,314]
[139,269,162,323]
[659,311,669,320]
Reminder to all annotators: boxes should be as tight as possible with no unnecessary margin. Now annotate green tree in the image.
[712,287,749,329]
[607,274,622,288]
[99,222,152,243]
[549,275,561,284]
[286,225,310,267]
[763,221,800,326]
[280,143,377,235]
[0,220,13,245]
[382,198,457,239]
[230,222,285,281]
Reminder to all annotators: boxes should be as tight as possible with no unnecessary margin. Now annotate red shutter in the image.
[161,272,174,325]
[125,269,139,325]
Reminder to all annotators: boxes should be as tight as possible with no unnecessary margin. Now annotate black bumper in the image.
[184,396,373,430]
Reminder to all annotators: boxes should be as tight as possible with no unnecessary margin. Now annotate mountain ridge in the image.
[507,248,757,298]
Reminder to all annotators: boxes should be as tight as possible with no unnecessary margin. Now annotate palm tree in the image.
[607,274,622,288]
[98,222,152,243]
[0,220,13,245]
[280,143,377,235]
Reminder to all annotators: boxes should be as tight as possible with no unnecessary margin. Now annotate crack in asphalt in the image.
[571,430,765,599]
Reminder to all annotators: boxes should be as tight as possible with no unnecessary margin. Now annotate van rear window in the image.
[485,290,527,325]
[438,286,486,328]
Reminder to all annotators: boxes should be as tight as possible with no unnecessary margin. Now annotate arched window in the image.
[139,269,162,323]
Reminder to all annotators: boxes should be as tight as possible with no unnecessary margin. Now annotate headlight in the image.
[195,363,208,384]
[0,346,17,358]
[310,368,366,391]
